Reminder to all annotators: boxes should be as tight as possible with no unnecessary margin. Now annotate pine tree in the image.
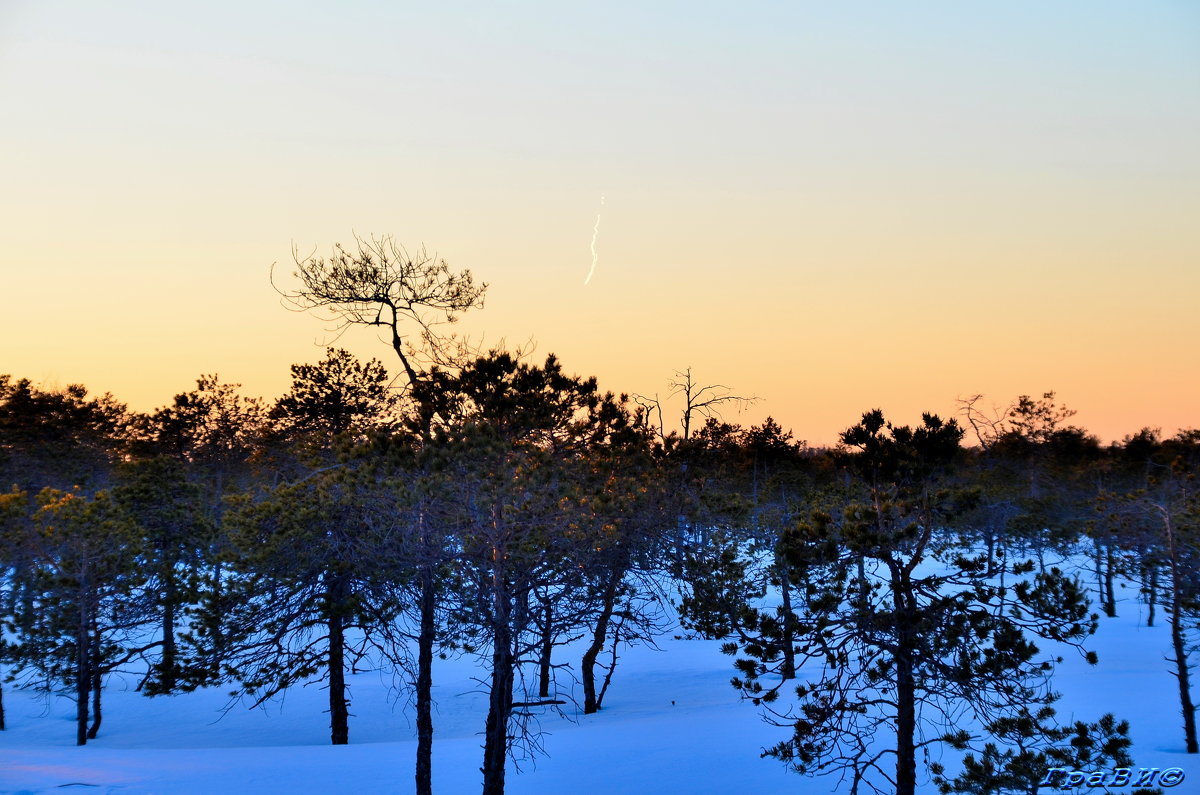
[739,411,1101,795]
[217,349,400,745]
[6,488,143,744]
[143,375,266,686]
[221,466,401,745]
[415,351,639,795]
[111,455,212,694]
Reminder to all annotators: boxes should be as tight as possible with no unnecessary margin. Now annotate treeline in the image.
[1,367,1197,794]
[673,398,1200,795]
[0,240,1196,795]
[0,350,671,795]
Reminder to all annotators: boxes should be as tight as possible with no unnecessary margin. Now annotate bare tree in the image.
[957,393,1005,451]
[635,368,757,444]
[274,234,487,390]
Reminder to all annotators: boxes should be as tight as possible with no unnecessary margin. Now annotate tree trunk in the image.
[777,551,796,681]
[895,653,917,795]
[673,516,688,575]
[1094,539,1106,614]
[1103,544,1117,618]
[327,575,349,745]
[582,575,619,714]
[1169,598,1197,753]
[75,602,90,746]
[596,616,624,709]
[0,669,6,730]
[87,613,103,739]
[855,557,870,629]
[482,611,513,795]
[88,662,102,740]
[161,573,177,692]
[1147,563,1158,628]
[210,561,227,679]
[415,563,436,795]
[894,573,917,795]
[538,596,554,699]
[1163,510,1198,753]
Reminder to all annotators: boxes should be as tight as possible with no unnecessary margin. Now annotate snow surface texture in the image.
[0,580,1192,794]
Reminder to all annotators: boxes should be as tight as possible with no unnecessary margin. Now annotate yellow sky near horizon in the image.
[1,1,1197,446]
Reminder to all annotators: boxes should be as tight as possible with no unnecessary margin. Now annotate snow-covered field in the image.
[1,581,1194,794]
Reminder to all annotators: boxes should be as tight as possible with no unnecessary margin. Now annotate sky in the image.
[1,1,1197,445]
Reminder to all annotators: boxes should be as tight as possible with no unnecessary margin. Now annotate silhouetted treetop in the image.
[275,235,487,387]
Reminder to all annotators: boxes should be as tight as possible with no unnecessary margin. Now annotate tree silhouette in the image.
[743,411,1101,795]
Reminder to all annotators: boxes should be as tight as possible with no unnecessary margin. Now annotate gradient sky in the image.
[2,1,1197,445]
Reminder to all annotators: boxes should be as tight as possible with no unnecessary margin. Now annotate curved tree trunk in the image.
[1169,588,1197,753]
[87,666,102,739]
[582,575,619,714]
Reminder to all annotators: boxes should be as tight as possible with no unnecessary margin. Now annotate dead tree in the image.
[635,368,757,444]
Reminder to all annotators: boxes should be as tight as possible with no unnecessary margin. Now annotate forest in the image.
[2,245,1197,795]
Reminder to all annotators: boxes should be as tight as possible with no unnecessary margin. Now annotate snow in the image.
[1,581,1195,794]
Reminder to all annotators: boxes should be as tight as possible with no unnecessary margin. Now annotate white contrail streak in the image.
[584,194,605,286]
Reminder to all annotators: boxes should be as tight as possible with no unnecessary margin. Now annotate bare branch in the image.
[272,234,487,391]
